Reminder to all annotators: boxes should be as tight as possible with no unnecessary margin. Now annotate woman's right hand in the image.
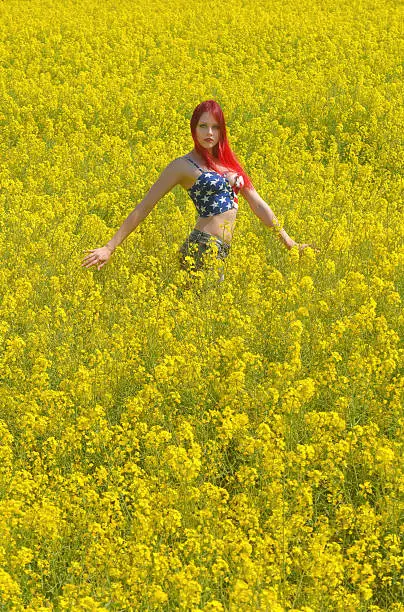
[81,245,114,270]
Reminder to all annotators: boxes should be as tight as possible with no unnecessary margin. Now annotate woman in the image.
[81,100,318,278]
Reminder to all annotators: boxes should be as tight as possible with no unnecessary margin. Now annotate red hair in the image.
[190,100,254,190]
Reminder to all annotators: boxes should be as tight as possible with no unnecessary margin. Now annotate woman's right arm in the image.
[105,158,183,252]
[82,158,184,269]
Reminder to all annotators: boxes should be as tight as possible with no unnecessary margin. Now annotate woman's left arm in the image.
[240,186,318,253]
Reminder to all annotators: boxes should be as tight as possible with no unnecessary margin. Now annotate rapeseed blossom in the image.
[1,0,403,609]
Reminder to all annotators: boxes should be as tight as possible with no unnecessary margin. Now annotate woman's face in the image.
[195,111,221,151]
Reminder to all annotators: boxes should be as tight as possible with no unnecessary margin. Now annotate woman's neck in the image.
[192,148,219,163]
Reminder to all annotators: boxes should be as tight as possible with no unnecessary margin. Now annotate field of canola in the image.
[0,0,403,609]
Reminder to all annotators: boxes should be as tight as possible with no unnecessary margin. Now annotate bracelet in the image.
[105,244,115,253]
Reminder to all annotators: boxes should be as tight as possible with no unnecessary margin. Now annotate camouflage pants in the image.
[179,229,231,282]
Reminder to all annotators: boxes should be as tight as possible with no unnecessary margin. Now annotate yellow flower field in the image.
[0,0,403,609]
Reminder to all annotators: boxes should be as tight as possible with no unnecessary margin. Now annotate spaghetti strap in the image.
[185,156,204,173]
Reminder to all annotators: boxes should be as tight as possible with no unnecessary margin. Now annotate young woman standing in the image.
[82,100,318,279]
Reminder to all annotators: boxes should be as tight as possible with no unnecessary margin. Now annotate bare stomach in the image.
[194,209,237,244]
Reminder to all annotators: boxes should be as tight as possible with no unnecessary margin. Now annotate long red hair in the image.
[190,100,254,190]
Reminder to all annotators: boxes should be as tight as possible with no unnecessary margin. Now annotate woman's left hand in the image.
[296,242,321,254]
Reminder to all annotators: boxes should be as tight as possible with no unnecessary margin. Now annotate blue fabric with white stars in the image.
[186,157,239,217]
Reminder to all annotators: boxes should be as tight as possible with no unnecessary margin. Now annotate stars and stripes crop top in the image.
[185,156,240,217]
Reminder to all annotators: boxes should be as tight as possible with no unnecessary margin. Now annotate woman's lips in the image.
[205,138,214,142]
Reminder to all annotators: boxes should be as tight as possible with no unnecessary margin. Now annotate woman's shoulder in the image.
[175,152,230,174]
[169,155,201,189]
[162,155,193,175]
[175,153,208,174]
[173,154,196,168]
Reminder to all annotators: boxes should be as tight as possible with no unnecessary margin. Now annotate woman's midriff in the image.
[194,208,237,245]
